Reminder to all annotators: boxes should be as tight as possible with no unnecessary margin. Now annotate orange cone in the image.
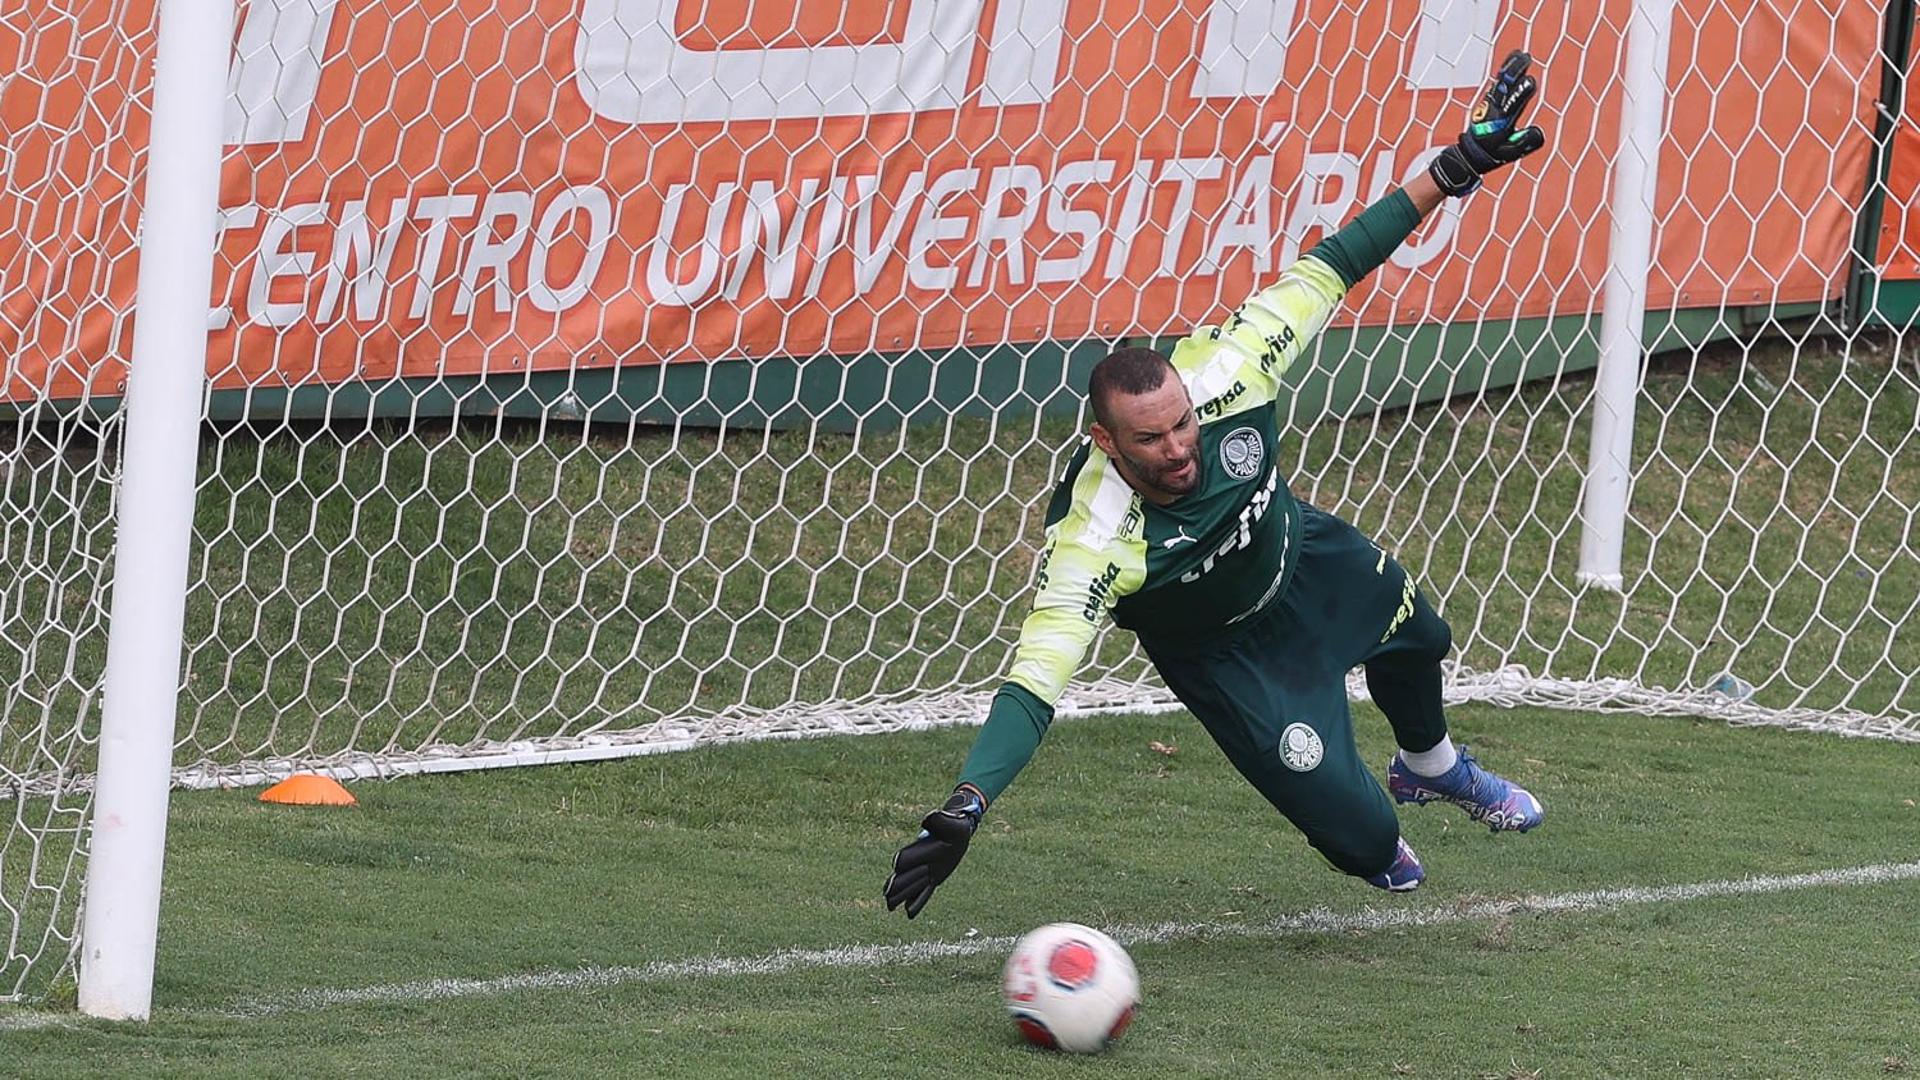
[259,773,356,806]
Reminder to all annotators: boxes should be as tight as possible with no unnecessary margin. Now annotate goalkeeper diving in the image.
[886,51,1551,916]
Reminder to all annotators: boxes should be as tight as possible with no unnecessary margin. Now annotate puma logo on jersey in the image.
[1179,468,1278,583]
[1162,528,1198,549]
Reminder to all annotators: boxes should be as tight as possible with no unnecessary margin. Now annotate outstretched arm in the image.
[884,455,1145,919]
[1311,49,1545,290]
[1175,52,1546,420]
[1403,171,1448,219]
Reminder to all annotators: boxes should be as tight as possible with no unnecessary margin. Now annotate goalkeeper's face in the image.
[1090,378,1202,503]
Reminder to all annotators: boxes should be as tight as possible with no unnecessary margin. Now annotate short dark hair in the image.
[1088,347,1174,428]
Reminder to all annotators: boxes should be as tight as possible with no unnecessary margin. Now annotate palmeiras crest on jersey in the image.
[1219,427,1264,480]
[1279,722,1323,771]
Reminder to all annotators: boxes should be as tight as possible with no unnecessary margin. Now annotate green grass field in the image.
[5,703,1917,1077]
[2,327,1915,1058]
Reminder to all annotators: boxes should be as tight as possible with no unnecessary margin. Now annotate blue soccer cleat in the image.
[1364,836,1425,892]
[1388,746,1544,833]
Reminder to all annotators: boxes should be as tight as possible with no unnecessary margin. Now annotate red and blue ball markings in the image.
[1010,938,1132,1049]
[1046,939,1099,990]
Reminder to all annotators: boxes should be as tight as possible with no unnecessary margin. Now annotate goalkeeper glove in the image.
[1428,49,1548,197]
[883,783,986,919]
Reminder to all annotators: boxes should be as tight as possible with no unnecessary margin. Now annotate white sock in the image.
[1399,736,1458,777]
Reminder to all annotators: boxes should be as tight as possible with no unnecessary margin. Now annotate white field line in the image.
[214,858,1920,1020]
[0,1010,74,1031]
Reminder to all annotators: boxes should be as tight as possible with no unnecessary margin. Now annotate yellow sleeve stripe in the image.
[1183,330,1262,405]
[1075,455,1138,549]
[1006,451,1147,706]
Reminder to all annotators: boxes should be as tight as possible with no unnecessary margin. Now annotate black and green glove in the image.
[883,784,986,919]
[1428,49,1548,196]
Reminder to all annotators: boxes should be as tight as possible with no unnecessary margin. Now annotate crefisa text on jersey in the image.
[1180,467,1279,583]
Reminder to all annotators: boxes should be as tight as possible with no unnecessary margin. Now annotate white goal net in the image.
[2,0,1915,1000]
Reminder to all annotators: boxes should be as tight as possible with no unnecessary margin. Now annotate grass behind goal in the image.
[2,333,1913,788]
[4,704,1917,1077]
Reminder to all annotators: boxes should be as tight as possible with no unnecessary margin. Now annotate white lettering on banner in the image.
[315,196,409,324]
[457,192,536,315]
[1191,0,1300,99]
[198,153,1456,324]
[1034,160,1118,285]
[577,0,969,123]
[529,186,614,313]
[211,188,620,328]
[647,183,736,307]
[849,173,927,296]
[725,179,825,302]
[572,0,1487,118]
[1407,0,1502,90]
[1279,151,1362,267]
[801,178,853,300]
[223,0,1505,146]
[1101,160,1159,280]
[1201,154,1276,273]
[409,194,479,319]
[208,206,261,330]
[907,168,981,292]
[968,165,1045,288]
[633,146,1456,308]
[1155,158,1226,277]
[225,0,342,145]
[1365,149,1401,203]
[1192,0,1501,99]
[981,0,1068,106]
[247,201,327,328]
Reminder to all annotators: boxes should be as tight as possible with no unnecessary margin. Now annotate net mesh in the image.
[1,0,148,1001]
[3,0,1916,1000]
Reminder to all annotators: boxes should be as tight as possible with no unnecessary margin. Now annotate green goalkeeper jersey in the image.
[956,189,1425,802]
[1008,253,1345,700]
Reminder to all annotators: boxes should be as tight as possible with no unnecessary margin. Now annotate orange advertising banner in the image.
[1875,27,1920,283]
[0,0,1886,403]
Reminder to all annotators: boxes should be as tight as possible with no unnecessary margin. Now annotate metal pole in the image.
[1577,0,1678,591]
[78,0,235,1022]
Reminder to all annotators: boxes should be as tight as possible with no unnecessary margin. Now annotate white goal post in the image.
[1,0,1914,1016]
[74,0,236,1022]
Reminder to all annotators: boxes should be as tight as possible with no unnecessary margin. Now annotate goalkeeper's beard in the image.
[1115,444,1201,500]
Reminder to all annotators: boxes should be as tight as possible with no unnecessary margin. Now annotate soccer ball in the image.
[1000,922,1139,1053]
